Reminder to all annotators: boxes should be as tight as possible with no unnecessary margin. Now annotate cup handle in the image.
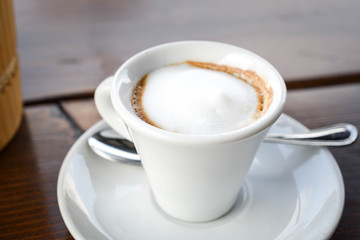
[95,76,133,142]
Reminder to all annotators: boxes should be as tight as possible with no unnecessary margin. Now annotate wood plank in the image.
[0,104,78,239]
[285,84,360,128]
[61,98,101,131]
[14,0,360,103]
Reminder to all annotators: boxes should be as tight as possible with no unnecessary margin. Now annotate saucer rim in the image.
[57,114,345,240]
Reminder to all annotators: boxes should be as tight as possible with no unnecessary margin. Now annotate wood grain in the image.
[0,0,23,150]
[285,84,360,128]
[0,105,79,239]
[13,0,360,104]
[61,98,101,131]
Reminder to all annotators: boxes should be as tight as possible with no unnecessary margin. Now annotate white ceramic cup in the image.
[95,41,287,222]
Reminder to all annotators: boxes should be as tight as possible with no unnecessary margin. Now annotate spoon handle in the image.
[88,123,357,164]
[88,130,141,164]
[264,123,358,146]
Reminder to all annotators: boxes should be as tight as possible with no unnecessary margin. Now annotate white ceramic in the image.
[95,41,287,222]
[57,114,344,240]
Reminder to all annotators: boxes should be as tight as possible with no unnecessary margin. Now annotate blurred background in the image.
[15,0,360,105]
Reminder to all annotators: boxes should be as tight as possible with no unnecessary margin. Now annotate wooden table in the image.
[1,0,359,239]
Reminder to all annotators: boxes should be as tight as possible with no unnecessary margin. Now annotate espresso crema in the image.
[131,61,273,135]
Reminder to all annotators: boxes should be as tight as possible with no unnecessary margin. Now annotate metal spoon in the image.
[88,123,358,165]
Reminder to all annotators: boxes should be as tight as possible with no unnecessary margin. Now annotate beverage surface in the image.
[131,61,272,135]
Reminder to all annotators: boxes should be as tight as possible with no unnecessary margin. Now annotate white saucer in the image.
[57,114,344,240]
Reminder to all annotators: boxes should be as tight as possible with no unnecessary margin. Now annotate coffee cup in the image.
[95,41,287,222]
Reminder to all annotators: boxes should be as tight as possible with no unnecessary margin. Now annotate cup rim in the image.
[111,41,287,144]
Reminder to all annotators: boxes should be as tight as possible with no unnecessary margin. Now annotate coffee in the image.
[131,61,273,135]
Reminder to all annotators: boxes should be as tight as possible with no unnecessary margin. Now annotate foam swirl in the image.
[132,61,272,135]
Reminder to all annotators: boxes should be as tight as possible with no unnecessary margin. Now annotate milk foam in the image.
[139,63,259,135]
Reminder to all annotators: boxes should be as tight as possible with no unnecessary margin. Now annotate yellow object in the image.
[0,0,23,151]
